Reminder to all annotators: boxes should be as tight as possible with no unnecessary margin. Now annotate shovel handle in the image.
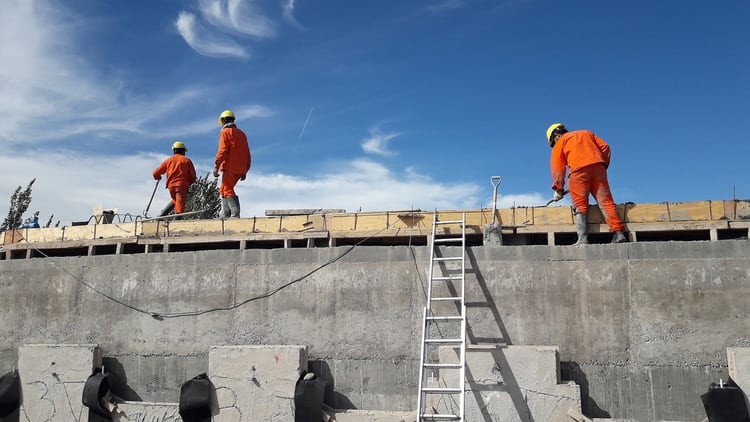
[144,179,160,217]
[490,176,502,225]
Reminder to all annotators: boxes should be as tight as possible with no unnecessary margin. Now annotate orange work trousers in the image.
[219,171,243,198]
[568,163,624,232]
[168,186,190,214]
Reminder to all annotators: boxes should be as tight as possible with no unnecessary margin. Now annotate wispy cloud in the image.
[177,0,283,58]
[362,127,402,156]
[282,0,306,30]
[175,11,250,59]
[0,1,235,145]
[242,159,483,214]
[199,0,278,38]
[427,0,467,14]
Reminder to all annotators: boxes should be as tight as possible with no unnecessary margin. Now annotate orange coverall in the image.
[214,124,251,198]
[153,154,197,213]
[550,130,624,232]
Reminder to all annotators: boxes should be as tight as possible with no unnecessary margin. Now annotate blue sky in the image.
[1,0,748,225]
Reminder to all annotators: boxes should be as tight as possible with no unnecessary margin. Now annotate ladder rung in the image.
[431,297,462,302]
[420,414,461,420]
[432,276,462,281]
[435,220,463,225]
[434,257,462,262]
[422,387,463,393]
[426,316,463,321]
[425,338,462,344]
[433,238,463,243]
[423,363,463,368]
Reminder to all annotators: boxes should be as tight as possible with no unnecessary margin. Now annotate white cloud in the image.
[282,0,306,30]
[362,127,402,156]
[0,1,237,145]
[240,159,482,215]
[175,11,250,59]
[199,0,278,38]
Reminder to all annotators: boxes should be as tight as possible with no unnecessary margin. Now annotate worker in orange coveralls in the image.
[547,123,627,245]
[152,141,197,217]
[213,109,251,218]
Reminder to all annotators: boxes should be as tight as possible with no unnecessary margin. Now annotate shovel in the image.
[144,179,160,217]
[544,190,569,207]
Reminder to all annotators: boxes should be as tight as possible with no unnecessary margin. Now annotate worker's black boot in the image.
[612,231,627,243]
[221,198,231,219]
[227,196,241,218]
[574,213,588,245]
[159,202,175,217]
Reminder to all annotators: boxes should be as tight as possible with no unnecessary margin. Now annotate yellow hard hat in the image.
[172,141,187,151]
[546,123,565,145]
[218,109,235,125]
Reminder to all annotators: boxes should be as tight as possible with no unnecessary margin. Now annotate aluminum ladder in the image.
[416,212,467,421]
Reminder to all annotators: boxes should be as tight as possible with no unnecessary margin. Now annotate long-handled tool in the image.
[144,179,160,217]
[490,176,502,225]
[544,190,569,207]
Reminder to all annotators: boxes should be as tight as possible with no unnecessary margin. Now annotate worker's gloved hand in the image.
[213,169,220,178]
[154,175,161,181]
[240,174,246,181]
[553,190,565,201]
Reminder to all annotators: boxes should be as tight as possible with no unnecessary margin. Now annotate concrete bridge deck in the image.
[2,199,749,259]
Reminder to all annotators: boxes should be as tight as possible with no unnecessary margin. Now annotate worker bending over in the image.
[213,109,251,218]
[153,141,197,217]
[547,123,627,244]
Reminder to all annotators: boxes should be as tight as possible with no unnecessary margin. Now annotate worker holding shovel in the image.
[152,141,197,217]
[546,123,627,245]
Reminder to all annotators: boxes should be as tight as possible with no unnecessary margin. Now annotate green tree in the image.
[1,179,36,231]
[185,173,221,220]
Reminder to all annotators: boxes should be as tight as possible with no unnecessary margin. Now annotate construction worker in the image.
[153,141,197,217]
[214,109,251,218]
[547,123,627,244]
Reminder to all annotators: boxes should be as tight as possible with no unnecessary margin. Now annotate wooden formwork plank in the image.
[711,200,728,220]
[167,220,225,236]
[138,222,162,238]
[666,200,713,221]
[252,216,283,233]
[532,206,574,225]
[735,200,750,220]
[326,214,357,231]
[509,207,533,227]
[624,203,670,223]
[353,214,389,231]
[391,212,430,230]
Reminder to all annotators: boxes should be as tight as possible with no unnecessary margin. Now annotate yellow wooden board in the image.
[3,199,750,245]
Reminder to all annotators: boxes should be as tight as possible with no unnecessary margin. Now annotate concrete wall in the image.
[1,241,749,420]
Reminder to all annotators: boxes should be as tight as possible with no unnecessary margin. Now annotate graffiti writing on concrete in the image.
[215,385,243,420]
[116,407,182,422]
[21,379,86,422]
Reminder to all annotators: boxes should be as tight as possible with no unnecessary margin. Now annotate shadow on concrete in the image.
[465,248,512,345]
[0,368,21,422]
[560,361,611,418]
[461,346,537,422]
[0,408,19,422]
[102,357,143,401]
[305,361,350,409]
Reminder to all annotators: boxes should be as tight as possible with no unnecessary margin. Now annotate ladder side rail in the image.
[460,212,467,312]
[459,304,467,420]
[416,307,429,420]
[426,213,439,310]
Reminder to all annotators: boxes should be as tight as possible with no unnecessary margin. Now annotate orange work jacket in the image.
[550,130,611,191]
[153,154,197,189]
[215,124,251,175]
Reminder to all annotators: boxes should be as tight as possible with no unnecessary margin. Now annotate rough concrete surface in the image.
[1,241,750,420]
